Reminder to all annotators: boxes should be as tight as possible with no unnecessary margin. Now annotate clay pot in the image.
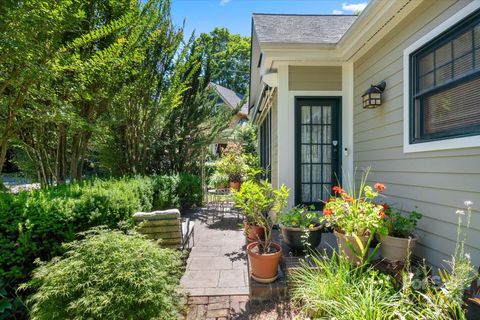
[334,230,370,265]
[229,180,241,191]
[244,222,265,243]
[280,224,323,253]
[247,241,282,283]
[380,235,418,262]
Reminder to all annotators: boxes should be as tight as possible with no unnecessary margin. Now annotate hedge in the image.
[0,173,201,319]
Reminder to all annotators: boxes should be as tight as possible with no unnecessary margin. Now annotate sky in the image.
[171,0,368,37]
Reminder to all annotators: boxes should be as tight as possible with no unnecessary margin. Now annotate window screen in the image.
[259,110,271,180]
[411,10,480,143]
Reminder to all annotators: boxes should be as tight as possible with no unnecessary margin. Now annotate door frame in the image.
[294,96,342,208]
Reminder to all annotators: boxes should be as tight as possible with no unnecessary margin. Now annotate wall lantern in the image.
[362,81,386,109]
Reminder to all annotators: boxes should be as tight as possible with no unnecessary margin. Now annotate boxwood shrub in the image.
[0,173,201,319]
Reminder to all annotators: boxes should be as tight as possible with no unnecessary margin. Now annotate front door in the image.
[295,97,341,209]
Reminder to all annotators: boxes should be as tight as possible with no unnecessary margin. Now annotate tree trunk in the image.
[55,124,67,184]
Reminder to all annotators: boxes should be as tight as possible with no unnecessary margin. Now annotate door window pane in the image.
[312,164,322,183]
[311,106,322,124]
[301,106,311,124]
[302,184,311,202]
[301,145,311,163]
[301,125,310,143]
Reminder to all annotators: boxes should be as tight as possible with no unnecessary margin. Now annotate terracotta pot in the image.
[247,241,282,283]
[229,180,241,191]
[280,224,323,253]
[380,235,418,262]
[334,230,370,265]
[244,222,265,243]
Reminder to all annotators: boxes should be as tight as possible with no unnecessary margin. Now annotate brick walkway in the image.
[181,207,249,319]
[186,295,249,320]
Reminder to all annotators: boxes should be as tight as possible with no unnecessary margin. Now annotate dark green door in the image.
[295,97,341,209]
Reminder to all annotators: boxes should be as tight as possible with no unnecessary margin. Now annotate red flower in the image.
[332,186,341,194]
[374,183,386,192]
[381,203,389,211]
[323,208,333,216]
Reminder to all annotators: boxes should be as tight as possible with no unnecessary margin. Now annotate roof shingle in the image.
[253,14,357,44]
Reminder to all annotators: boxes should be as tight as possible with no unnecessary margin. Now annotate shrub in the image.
[22,229,184,320]
[0,173,201,318]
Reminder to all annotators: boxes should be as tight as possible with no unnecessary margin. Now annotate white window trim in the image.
[403,0,480,153]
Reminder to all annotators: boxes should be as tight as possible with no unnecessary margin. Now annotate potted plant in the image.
[233,180,289,283]
[379,204,422,262]
[280,205,323,253]
[208,171,229,189]
[321,171,387,265]
[216,142,248,190]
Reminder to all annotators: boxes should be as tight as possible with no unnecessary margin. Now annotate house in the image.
[210,83,249,155]
[249,0,480,268]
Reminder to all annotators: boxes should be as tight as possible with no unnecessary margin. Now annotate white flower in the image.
[464,200,473,207]
[456,210,465,215]
[465,253,471,260]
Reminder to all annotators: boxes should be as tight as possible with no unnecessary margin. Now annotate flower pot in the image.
[244,222,265,243]
[229,180,241,191]
[280,224,323,252]
[334,230,369,265]
[380,235,418,262]
[247,241,282,283]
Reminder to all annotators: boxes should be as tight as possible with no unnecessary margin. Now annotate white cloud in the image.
[342,2,368,12]
[220,0,231,5]
[332,9,344,14]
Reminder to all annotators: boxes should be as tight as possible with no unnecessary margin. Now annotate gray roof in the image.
[211,83,244,110]
[253,14,358,44]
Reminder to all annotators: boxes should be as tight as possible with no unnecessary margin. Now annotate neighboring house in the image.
[210,83,249,155]
[249,0,480,268]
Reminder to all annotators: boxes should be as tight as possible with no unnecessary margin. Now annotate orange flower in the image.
[374,183,386,192]
[323,208,333,216]
[329,198,335,203]
[378,211,387,218]
[344,195,353,203]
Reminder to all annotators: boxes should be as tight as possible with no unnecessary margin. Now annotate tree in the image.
[0,0,84,186]
[156,39,235,174]
[196,28,250,95]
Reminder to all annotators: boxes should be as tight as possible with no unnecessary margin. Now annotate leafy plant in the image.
[383,204,423,238]
[216,142,248,182]
[233,180,289,253]
[208,171,229,189]
[0,174,201,318]
[280,205,319,229]
[321,169,387,237]
[21,228,184,320]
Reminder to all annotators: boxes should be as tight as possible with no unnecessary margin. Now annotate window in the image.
[259,110,271,180]
[410,10,480,144]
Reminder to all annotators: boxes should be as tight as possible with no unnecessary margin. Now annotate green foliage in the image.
[208,171,229,189]
[233,123,258,156]
[233,180,289,252]
[22,229,184,320]
[384,206,423,238]
[280,205,319,229]
[321,168,388,236]
[216,142,249,182]
[196,28,250,94]
[291,203,476,319]
[0,173,200,318]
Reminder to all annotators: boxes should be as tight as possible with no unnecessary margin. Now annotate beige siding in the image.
[271,94,278,188]
[353,0,480,268]
[289,66,342,91]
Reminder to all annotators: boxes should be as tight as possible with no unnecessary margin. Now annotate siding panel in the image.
[353,0,480,268]
[289,66,342,91]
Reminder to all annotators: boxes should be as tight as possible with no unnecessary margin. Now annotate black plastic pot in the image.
[280,224,323,252]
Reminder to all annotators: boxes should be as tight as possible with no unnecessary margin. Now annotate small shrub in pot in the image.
[233,180,289,282]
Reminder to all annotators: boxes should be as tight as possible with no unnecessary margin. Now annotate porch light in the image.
[362,81,386,109]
